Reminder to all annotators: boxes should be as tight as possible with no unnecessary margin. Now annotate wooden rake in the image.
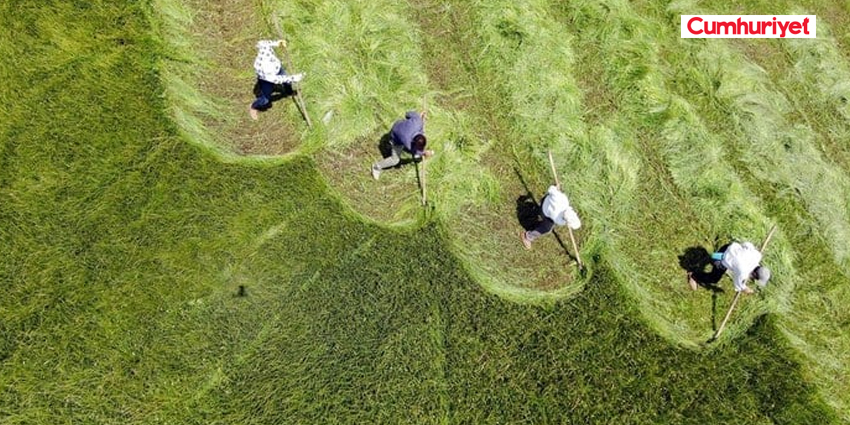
[273,18,312,128]
[419,96,428,207]
[712,224,777,341]
[547,150,583,270]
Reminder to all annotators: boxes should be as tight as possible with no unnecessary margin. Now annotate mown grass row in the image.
[249,0,581,298]
[154,0,591,300]
[560,0,850,417]
[154,0,546,299]
[262,0,507,231]
[406,0,592,299]
[643,0,850,419]
[762,13,850,422]
[695,43,850,272]
[542,0,786,348]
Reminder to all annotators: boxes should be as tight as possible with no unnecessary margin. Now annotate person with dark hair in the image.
[688,241,771,294]
[371,111,433,180]
[249,39,304,120]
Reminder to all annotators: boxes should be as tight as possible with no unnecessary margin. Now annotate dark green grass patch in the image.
[204,247,836,424]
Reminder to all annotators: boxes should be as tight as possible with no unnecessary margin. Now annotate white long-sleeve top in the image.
[721,242,762,292]
[541,186,581,229]
[254,40,299,84]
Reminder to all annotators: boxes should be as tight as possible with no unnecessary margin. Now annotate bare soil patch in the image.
[184,0,303,155]
[316,129,422,224]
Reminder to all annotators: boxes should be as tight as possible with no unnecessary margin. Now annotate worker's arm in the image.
[257,39,286,48]
[265,72,304,85]
[563,206,581,230]
[412,147,434,160]
[732,274,750,293]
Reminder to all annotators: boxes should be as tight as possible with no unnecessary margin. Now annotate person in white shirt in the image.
[249,39,304,120]
[688,241,771,294]
[520,185,581,249]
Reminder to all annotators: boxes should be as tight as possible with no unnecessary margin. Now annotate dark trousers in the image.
[701,260,726,283]
[251,66,293,110]
[525,195,555,242]
[251,79,276,110]
[526,217,555,241]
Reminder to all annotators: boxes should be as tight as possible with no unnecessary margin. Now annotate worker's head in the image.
[752,266,771,287]
[413,134,427,153]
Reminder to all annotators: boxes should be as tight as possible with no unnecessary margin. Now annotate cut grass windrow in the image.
[265,0,503,230]
[657,1,850,419]
[410,0,590,300]
[548,0,783,347]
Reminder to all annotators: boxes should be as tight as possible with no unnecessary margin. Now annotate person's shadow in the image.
[679,246,724,287]
[678,245,727,331]
[516,195,541,231]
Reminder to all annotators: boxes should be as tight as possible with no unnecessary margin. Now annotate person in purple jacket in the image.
[371,110,434,180]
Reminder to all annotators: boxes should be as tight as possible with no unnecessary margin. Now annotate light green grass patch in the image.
[555,0,782,347]
[690,39,850,422]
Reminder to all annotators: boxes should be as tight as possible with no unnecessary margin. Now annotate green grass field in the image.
[2,0,850,423]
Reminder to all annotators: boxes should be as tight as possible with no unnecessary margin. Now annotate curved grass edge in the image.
[149,0,594,300]
[146,0,432,229]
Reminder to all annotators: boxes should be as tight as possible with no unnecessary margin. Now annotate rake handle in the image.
[714,291,741,339]
[419,97,428,207]
[547,150,561,190]
[547,150,581,268]
[567,226,583,270]
[273,19,312,128]
[712,224,778,340]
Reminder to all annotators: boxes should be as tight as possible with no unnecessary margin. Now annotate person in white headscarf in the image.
[520,185,581,249]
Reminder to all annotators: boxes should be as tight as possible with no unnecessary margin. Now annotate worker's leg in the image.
[373,144,404,170]
[525,217,555,242]
[251,79,275,111]
[706,244,730,283]
[704,261,726,283]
